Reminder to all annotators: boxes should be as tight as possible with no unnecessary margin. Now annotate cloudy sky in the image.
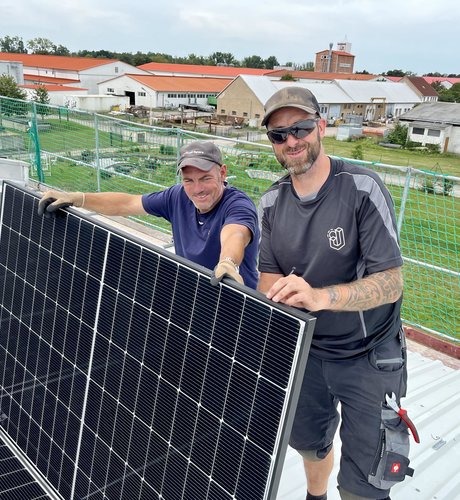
[3,0,458,75]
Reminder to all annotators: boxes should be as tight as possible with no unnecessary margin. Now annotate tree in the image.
[264,56,279,70]
[0,74,27,99]
[32,86,51,119]
[386,123,408,146]
[242,55,265,69]
[27,37,57,54]
[437,83,460,103]
[208,52,237,66]
[355,69,370,74]
[0,35,27,53]
[383,69,407,77]
[299,61,315,71]
[430,81,444,92]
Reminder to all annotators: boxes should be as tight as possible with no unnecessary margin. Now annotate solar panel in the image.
[0,181,315,500]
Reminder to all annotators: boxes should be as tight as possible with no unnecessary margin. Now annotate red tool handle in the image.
[398,408,420,443]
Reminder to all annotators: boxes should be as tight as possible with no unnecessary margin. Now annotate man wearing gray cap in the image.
[38,140,259,288]
[258,87,413,499]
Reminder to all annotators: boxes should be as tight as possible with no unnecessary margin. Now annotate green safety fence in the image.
[1,96,459,341]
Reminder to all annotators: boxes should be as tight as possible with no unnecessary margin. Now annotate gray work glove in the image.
[210,260,244,286]
[38,190,85,218]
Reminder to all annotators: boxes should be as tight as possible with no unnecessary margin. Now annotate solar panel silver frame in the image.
[0,181,315,499]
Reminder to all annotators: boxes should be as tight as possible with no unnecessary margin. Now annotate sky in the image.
[2,0,459,75]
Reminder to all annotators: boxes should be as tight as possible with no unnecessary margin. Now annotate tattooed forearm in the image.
[324,267,403,312]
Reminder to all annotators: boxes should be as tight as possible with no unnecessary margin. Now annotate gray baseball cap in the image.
[177,141,222,174]
[262,86,321,126]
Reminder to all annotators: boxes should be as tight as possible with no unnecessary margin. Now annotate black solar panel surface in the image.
[0,182,315,499]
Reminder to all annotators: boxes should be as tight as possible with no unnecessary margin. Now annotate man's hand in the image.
[266,274,326,311]
[210,260,244,286]
[38,190,85,218]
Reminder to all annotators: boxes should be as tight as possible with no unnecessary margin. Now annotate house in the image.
[400,76,438,103]
[315,41,355,74]
[216,75,421,127]
[97,74,231,109]
[397,102,460,154]
[0,52,148,94]
[421,76,460,90]
[137,62,268,79]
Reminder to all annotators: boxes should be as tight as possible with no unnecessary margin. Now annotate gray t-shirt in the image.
[258,158,403,360]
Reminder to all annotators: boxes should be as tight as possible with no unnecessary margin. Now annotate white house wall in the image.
[80,62,148,94]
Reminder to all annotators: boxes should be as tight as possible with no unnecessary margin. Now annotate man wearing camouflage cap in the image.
[258,87,413,500]
[38,140,259,288]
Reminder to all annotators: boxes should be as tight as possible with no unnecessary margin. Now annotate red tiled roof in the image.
[125,74,232,92]
[315,50,354,57]
[265,69,375,80]
[405,76,439,96]
[23,73,80,84]
[422,76,460,85]
[0,52,116,71]
[137,62,268,77]
[384,76,403,82]
[21,84,86,92]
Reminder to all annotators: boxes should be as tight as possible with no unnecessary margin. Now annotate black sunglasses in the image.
[267,118,319,144]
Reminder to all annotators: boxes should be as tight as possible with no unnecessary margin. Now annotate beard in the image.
[275,129,321,176]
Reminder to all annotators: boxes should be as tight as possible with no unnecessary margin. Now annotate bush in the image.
[426,143,441,154]
[351,143,364,160]
[159,144,176,155]
[386,123,408,146]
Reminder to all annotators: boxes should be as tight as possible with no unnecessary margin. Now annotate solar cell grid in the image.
[0,182,315,499]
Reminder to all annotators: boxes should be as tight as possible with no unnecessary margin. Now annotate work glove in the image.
[38,191,85,218]
[210,260,244,286]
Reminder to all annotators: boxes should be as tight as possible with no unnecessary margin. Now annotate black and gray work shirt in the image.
[258,158,403,360]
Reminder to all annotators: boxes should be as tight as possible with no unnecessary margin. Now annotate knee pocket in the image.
[367,405,414,490]
[297,443,333,462]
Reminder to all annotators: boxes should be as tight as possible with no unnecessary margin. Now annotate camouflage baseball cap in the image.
[262,86,321,126]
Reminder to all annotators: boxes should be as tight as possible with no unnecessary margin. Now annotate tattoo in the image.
[326,268,403,312]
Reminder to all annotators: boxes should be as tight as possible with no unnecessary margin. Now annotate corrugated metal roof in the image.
[277,345,460,499]
[265,70,376,81]
[399,102,460,125]
[23,73,80,84]
[237,75,353,105]
[138,61,268,77]
[335,80,422,104]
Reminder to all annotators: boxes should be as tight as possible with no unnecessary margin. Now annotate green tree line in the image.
[0,35,318,70]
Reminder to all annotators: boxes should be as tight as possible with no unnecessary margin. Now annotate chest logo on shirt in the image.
[327,227,345,250]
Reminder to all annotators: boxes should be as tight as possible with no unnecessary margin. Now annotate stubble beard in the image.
[276,132,321,177]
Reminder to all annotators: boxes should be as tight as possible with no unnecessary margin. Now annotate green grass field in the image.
[11,113,459,340]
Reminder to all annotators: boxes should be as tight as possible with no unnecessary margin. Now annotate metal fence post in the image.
[397,166,412,237]
[30,102,44,183]
[94,113,101,192]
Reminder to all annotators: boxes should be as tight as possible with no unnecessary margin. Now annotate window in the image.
[138,91,146,97]
[255,114,260,118]
[243,112,248,117]
[115,67,119,73]
[231,111,237,115]
[107,87,114,93]
[221,109,225,114]
[412,127,425,135]
[428,129,441,137]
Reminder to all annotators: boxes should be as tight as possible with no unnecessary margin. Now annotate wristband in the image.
[220,257,240,273]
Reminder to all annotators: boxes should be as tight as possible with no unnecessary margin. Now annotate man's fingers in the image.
[46,201,73,213]
[210,262,244,286]
[37,196,57,217]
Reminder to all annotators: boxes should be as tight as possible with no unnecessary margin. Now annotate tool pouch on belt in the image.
[368,406,414,489]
